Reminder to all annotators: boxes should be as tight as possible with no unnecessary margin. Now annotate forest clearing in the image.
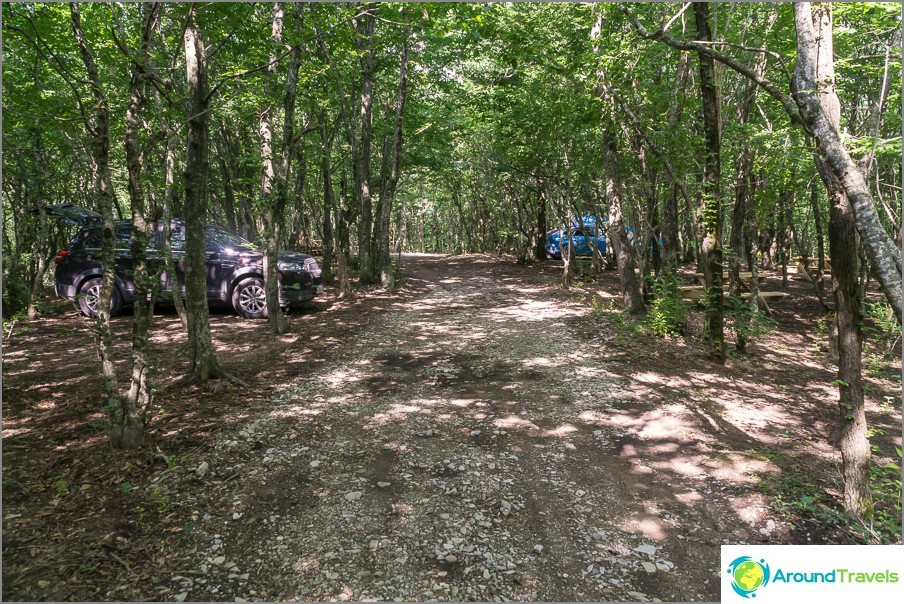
[2,1,903,602]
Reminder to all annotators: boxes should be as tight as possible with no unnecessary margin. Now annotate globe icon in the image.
[733,560,765,592]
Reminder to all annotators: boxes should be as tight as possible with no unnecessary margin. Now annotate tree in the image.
[69,1,121,437]
[694,2,726,363]
[794,1,872,519]
[183,7,225,380]
[259,2,303,334]
[116,2,162,447]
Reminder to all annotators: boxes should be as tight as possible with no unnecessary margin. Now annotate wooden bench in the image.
[794,258,831,282]
[692,272,767,291]
[678,286,789,314]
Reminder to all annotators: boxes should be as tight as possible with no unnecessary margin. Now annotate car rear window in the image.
[72,226,132,250]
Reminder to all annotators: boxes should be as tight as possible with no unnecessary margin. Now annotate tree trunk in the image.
[26,55,51,320]
[534,192,547,261]
[259,2,299,335]
[373,27,410,288]
[791,7,902,323]
[354,6,376,285]
[320,119,335,282]
[183,10,224,380]
[157,88,188,332]
[694,2,725,362]
[808,168,831,310]
[602,120,644,314]
[794,2,872,519]
[114,2,161,449]
[70,1,120,430]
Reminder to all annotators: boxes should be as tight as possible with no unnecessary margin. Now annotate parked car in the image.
[546,216,609,259]
[45,204,323,319]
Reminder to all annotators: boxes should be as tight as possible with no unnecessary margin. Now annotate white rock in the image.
[212,556,226,565]
[634,544,657,557]
[766,519,776,531]
[642,561,657,573]
[470,430,482,436]
[534,544,544,554]
[175,592,188,602]
[345,491,362,501]
[195,462,209,478]
[377,481,391,488]
[309,460,321,468]
[232,512,243,520]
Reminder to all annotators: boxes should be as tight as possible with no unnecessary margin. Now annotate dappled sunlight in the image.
[486,298,583,322]
[494,415,541,431]
[621,506,668,541]
[324,368,363,388]
[541,423,579,437]
[674,490,704,505]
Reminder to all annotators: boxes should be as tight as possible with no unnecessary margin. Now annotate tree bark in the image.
[794,2,872,519]
[602,120,644,314]
[156,87,188,332]
[183,9,224,380]
[790,11,902,324]
[694,2,725,362]
[259,2,300,335]
[115,2,161,449]
[373,27,410,288]
[70,1,120,428]
[354,6,376,285]
[320,117,336,282]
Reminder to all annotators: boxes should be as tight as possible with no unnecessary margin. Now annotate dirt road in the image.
[147,254,754,602]
[12,253,848,602]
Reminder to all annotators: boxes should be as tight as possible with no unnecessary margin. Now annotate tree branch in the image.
[622,5,804,127]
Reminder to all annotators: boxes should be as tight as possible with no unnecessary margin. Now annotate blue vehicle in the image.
[546,216,609,260]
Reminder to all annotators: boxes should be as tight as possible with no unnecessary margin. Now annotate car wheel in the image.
[77,277,123,319]
[232,277,269,319]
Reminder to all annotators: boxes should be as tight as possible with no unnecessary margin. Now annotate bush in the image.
[725,294,776,347]
[863,298,900,355]
[2,270,31,318]
[645,274,689,338]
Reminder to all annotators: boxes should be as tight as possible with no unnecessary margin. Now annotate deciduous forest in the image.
[2,2,902,602]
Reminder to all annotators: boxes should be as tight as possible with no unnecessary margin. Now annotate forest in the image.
[2,2,902,601]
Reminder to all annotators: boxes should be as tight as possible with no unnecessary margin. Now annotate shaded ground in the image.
[2,253,901,601]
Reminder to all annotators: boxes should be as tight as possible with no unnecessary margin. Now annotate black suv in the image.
[47,205,323,319]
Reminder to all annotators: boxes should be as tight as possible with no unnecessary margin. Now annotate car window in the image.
[168,225,186,252]
[114,226,132,250]
[206,226,257,252]
[75,227,131,250]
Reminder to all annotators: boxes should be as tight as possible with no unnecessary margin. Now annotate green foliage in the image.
[865,447,902,543]
[863,298,900,355]
[725,294,777,347]
[53,476,69,498]
[758,470,848,530]
[758,452,903,544]
[645,274,689,338]
[2,271,31,318]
